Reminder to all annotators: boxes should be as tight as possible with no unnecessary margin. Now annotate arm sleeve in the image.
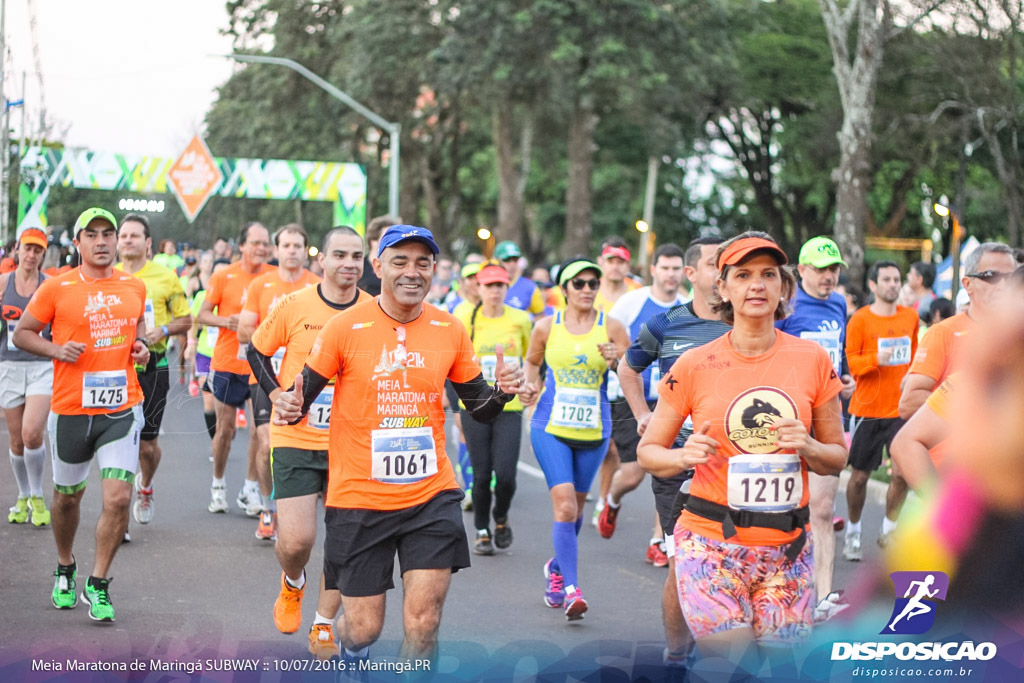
[25,279,56,324]
[247,344,281,397]
[452,375,514,423]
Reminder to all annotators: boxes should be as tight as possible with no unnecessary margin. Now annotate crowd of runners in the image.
[3,207,1023,675]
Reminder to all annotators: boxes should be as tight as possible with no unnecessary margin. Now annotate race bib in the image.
[726,453,803,512]
[82,370,128,410]
[206,326,219,346]
[479,354,521,384]
[236,342,249,361]
[270,347,286,376]
[647,365,661,400]
[878,336,912,366]
[551,386,601,430]
[308,387,334,430]
[606,370,622,401]
[144,299,156,333]
[370,427,438,484]
[800,330,842,374]
[6,320,18,351]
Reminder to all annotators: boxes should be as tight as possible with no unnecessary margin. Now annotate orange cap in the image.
[476,264,510,285]
[18,228,48,249]
[716,237,788,270]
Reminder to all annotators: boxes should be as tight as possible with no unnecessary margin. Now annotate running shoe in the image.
[813,590,850,623]
[645,541,669,568]
[236,408,248,428]
[256,511,277,541]
[52,563,78,609]
[832,516,846,532]
[597,499,619,538]
[8,497,29,524]
[473,529,495,556]
[82,577,115,622]
[273,572,304,634]
[29,496,51,527]
[842,532,862,561]
[564,588,588,621]
[188,379,200,397]
[208,485,228,514]
[237,487,262,517]
[308,623,337,660]
[591,498,604,528]
[122,530,132,543]
[543,558,565,608]
[494,521,513,549]
[460,490,473,512]
[133,487,154,524]
[877,529,895,549]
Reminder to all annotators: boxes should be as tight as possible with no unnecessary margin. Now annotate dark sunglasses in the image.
[967,270,1011,284]
[570,278,600,291]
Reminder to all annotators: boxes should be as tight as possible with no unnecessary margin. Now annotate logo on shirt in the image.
[352,321,375,330]
[84,292,123,316]
[725,387,798,453]
[429,320,451,327]
[378,416,429,429]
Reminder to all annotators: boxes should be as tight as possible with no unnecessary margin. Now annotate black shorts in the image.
[137,353,170,442]
[652,471,692,537]
[848,416,904,472]
[210,371,251,408]
[251,384,272,427]
[610,399,642,464]
[271,447,327,499]
[322,489,471,597]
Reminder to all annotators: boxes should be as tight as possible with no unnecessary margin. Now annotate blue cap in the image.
[376,224,440,257]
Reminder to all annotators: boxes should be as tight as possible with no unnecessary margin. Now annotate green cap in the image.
[799,236,848,268]
[494,241,521,261]
[73,207,118,236]
[460,262,482,279]
[558,259,603,286]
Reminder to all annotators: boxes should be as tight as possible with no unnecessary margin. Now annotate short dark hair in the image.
[239,222,267,245]
[119,213,150,239]
[651,243,685,266]
[929,297,956,322]
[684,236,722,268]
[366,215,403,243]
[868,260,901,284]
[322,225,362,253]
[274,223,308,248]
[600,235,628,251]
[910,261,936,289]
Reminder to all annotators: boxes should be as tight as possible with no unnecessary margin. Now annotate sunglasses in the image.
[570,278,600,291]
[967,270,1011,284]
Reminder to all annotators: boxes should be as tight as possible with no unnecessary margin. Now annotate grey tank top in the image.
[1,271,51,362]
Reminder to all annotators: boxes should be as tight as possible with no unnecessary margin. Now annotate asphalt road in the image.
[0,352,891,682]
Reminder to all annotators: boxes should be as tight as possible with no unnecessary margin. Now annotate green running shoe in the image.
[8,497,29,524]
[82,577,115,622]
[29,496,50,526]
[52,564,78,609]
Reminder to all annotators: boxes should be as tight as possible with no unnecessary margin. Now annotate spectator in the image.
[907,261,936,321]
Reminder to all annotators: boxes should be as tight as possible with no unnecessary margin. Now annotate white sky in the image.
[4,0,235,156]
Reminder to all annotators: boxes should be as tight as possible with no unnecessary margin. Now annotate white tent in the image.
[934,236,980,299]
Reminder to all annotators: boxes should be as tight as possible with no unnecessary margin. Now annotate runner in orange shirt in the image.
[898,242,1016,419]
[195,222,274,515]
[638,232,846,670]
[842,261,918,559]
[247,226,369,656]
[271,225,528,666]
[238,224,320,540]
[14,207,150,623]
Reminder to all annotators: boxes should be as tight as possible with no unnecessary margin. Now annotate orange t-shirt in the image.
[243,268,320,383]
[658,331,843,546]
[0,257,15,274]
[908,312,974,385]
[923,374,956,470]
[846,305,919,418]
[305,299,482,510]
[251,285,371,449]
[26,268,147,415]
[205,261,275,375]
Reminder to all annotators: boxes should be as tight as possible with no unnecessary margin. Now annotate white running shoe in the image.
[236,486,262,517]
[209,485,228,513]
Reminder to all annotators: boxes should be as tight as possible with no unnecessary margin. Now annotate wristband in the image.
[161,325,170,338]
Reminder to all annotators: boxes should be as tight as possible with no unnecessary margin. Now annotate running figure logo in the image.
[882,571,949,635]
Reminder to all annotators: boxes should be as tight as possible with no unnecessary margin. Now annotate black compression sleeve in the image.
[246,344,282,398]
[453,374,514,423]
[285,366,331,425]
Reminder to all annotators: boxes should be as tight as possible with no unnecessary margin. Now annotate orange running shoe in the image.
[256,510,277,541]
[308,623,337,660]
[273,572,304,634]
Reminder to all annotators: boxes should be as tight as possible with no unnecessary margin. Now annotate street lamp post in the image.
[225,53,401,219]
[934,200,963,299]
